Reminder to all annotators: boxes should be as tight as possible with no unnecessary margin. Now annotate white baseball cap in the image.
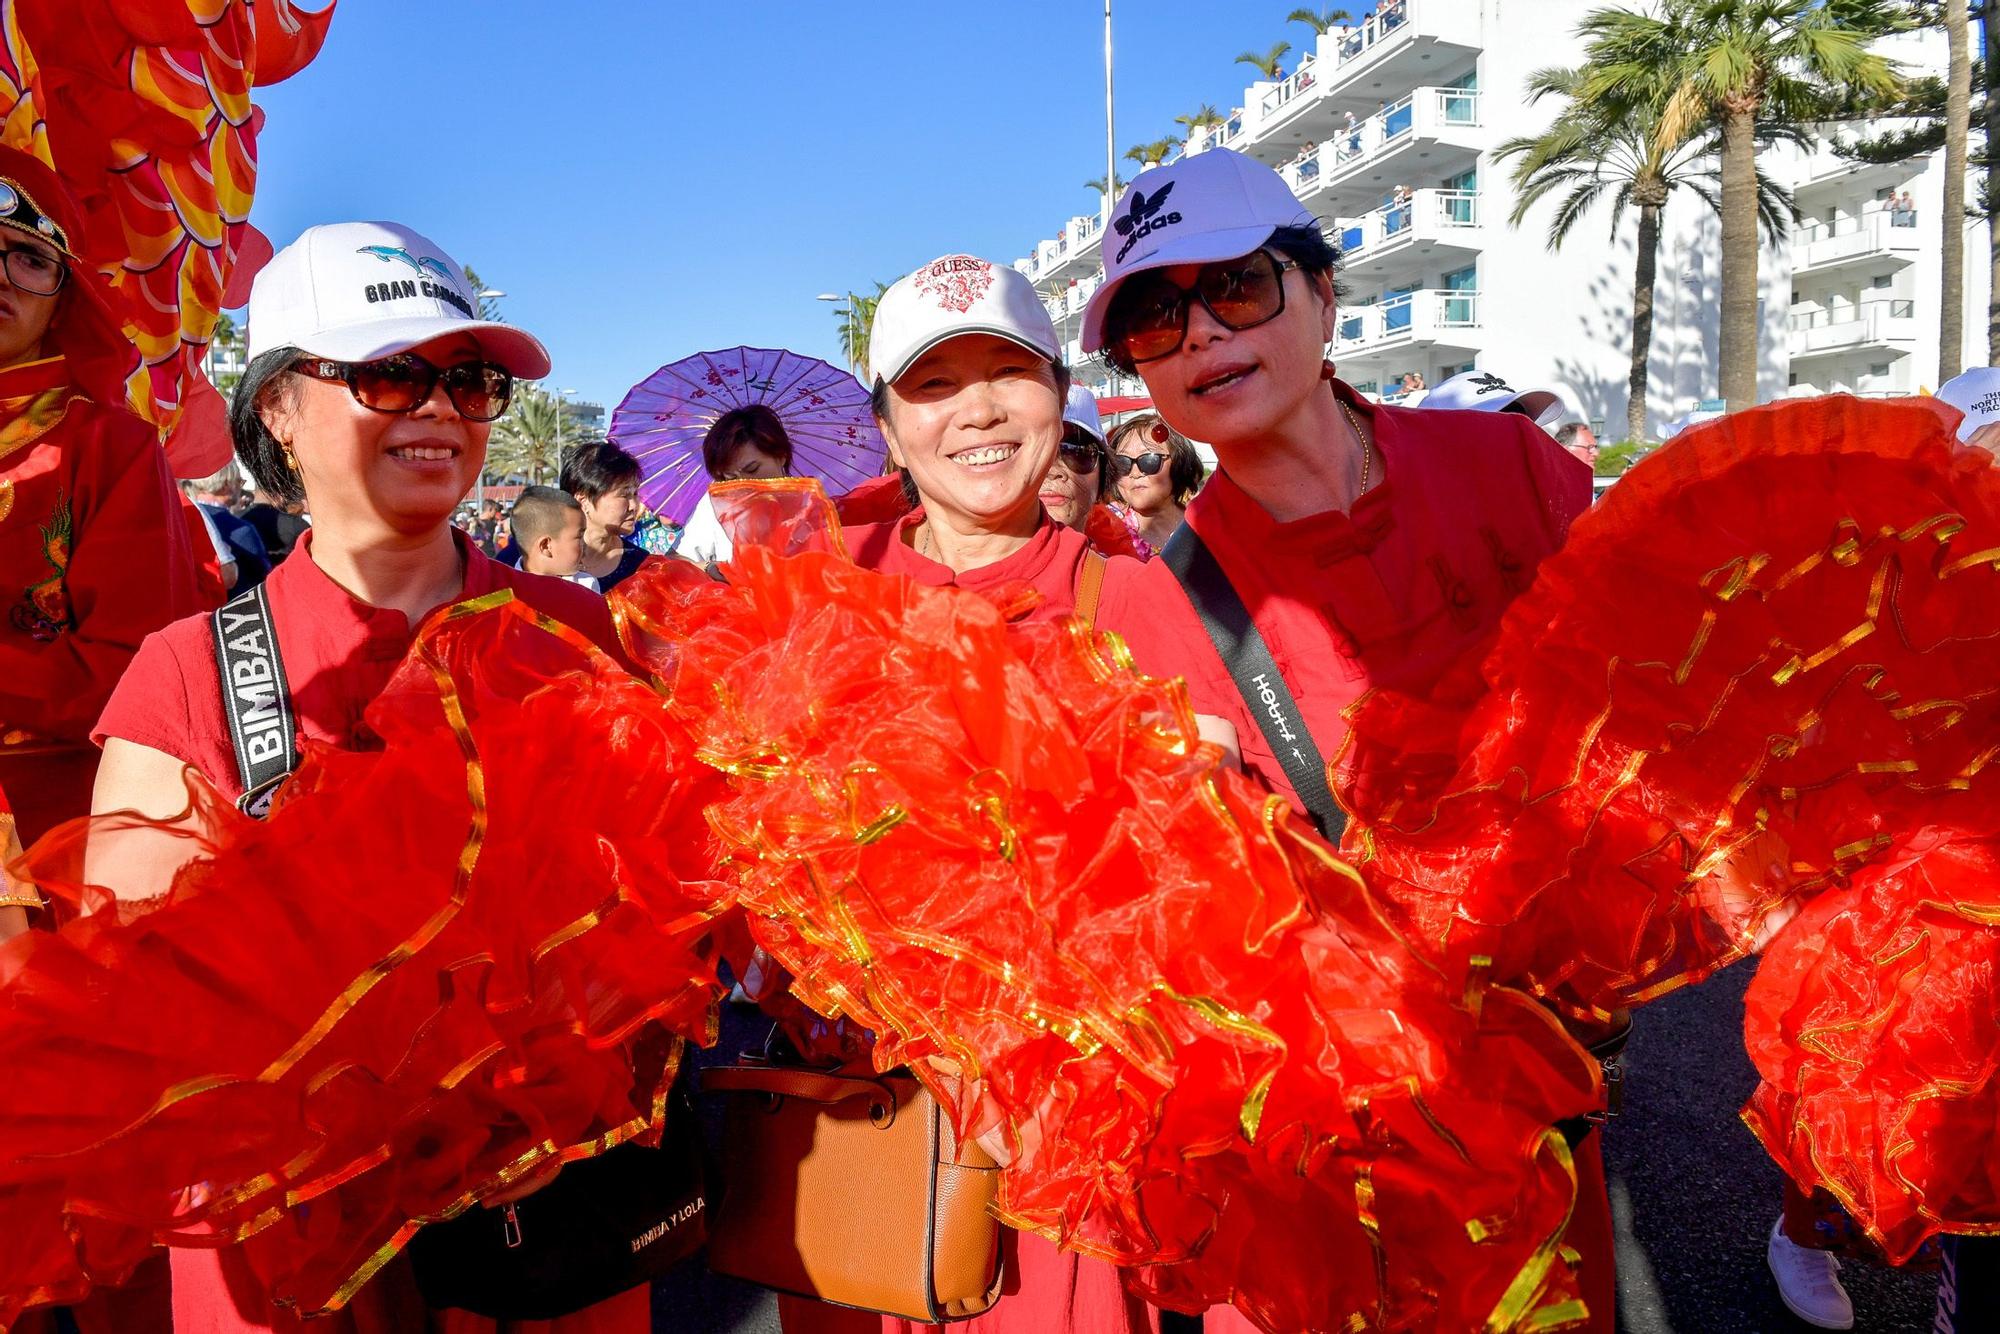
[1419,369,1566,427]
[1062,384,1106,445]
[1936,367,2000,441]
[246,221,550,377]
[868,255,1062,386]
[1080,148,1317,354]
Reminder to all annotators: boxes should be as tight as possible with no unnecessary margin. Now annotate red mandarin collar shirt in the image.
[845,509,1173,630]
[95,530,619,802]
[1118,379,1592,811]
[0,355,204,743]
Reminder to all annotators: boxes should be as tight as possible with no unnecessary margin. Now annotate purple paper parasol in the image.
[610,347,886,524]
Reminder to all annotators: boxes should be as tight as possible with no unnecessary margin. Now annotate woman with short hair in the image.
[1084,146,1607,1332]
[559,439,650,592]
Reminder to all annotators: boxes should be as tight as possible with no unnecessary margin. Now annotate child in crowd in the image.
[511,484,601,591]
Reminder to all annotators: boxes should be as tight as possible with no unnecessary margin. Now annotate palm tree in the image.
[1579,1,1902,413]
[1499,64,1796,442]
[1942,0,1970,381]
[1286,6,1352,35]
[830,282,891,378]
[1174,104,1225,136]
[1124,138,1179,169]
[1084,174,1128,200]
[1234,41,1292,80]
[487,384,574,485]
[462,265,504,322]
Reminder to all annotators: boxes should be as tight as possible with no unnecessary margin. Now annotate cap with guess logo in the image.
[246,221,550,377]
[1080,147,1317,354]
[868,254,1062,387]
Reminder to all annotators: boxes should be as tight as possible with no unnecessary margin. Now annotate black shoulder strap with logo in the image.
[1160,526,1346,841]
[209,583,298,818]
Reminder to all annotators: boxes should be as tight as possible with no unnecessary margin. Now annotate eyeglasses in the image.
[294,353,514,422]
[1110,451,1167,479]
[1056,438,1101,473]
[1104,250,1300,368]
[0,244,65,297]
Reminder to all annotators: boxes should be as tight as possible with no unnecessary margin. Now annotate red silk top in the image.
[95,530,618,803]
[845,509,1172,632]
[1119,379,1592,810]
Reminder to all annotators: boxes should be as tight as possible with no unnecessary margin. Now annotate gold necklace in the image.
[1338,399,1373,495]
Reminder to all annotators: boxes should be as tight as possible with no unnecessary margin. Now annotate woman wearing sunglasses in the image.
[0,147,206,931]
[1037,384,1111,534]
[1106,414,1203,550]
[1081,149,1609,1332]
[88,222,645,1334]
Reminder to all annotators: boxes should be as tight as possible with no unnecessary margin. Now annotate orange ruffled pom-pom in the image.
[1346,395,2000,1258]
[0,594,728,1324]
[613,536,1601,1334]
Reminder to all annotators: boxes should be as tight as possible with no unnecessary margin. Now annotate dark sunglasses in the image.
[294,352,514,422]
[0,244,64,297]
[1110,451,1167,479]
[1105,249,1301,368]
[1057,437,1101,472]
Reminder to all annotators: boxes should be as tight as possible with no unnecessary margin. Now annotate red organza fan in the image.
[613,537,1602,1334]
[1345,395,2000,1258]
[0,596,727,1324]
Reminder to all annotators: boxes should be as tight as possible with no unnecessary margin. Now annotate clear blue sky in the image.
[246,2,1369,414]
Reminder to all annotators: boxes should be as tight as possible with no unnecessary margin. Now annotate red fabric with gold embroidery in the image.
[612,520,1602,1334]
[0,355,203,840]
[1343,395,2000,1260]
[0,595,726,1326]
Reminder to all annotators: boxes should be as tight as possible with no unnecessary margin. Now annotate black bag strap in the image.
[1160,525,1346,841]
[210,582,298,818]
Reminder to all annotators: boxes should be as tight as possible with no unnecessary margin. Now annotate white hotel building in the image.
[1017,0,1985,441]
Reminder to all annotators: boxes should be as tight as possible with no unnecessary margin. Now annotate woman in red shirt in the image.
[772,255,1225,1334]
[0,146,204,935]
[1080,148,1612,1331]
[90,220,637,1334]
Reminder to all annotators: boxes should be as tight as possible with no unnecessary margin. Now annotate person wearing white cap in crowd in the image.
[1935,366,2000,452]
[770,251,1225,1334]
[1418,367,1569,428]
[1037,382,1110,532]
[1074,146,1614,1333]
[89,221,648,1334]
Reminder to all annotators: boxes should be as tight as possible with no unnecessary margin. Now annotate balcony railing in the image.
[1259,56,1319,118]
[1336,289,1481,351]
[1329,0,1412,68]
[1787,299,1919,354]
[1307,87,1482,192]
[1335,189,1483,260]
[1794,206,1921,271]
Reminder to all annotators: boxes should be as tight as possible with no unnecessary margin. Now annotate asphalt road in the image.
[650,969,1944,1334]
[1605,961,1939,1334]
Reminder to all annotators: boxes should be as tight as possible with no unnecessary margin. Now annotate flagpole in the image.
[1103,0,1116,228]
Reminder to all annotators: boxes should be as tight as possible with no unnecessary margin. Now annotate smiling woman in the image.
[86,221,648,1334]
[773,254,1229,1334]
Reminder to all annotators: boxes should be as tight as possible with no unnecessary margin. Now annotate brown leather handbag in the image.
[702,1061,1004,1322]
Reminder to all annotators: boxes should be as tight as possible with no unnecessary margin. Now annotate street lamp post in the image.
[472,289,505,504]
[553,385,576,485]
[817,292,858,375]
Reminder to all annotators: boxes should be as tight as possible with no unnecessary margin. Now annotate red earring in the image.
[1321,359,1339,381]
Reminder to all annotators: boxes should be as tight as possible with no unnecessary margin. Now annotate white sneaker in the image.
[1767,1219,1856,1329]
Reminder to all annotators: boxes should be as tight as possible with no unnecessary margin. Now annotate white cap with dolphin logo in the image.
[246,220,551,377]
